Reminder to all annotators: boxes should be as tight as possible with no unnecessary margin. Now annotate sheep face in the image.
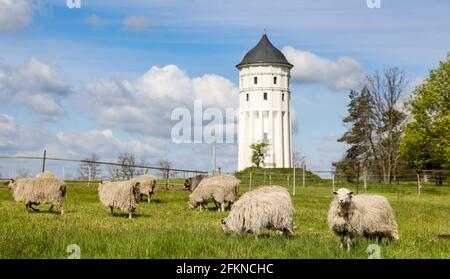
[184,178,192,190]
[333,188,353,206]
[8,179,17,190]
[221,218,231,234]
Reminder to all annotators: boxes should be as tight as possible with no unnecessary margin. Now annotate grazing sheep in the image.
[98,180,140,219]
[36,171,56,179]
[184,174,208,192]
[9,177,66,214]
[196,175,240,209]
[327,188,399,251]
[131,175,157,203]
[221,185,294,235]
[188,183,226,212]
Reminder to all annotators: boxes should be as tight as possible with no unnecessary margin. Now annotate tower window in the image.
[282,93,285,101]
[273,76,277,84]
[263,92,268,100]
[254,76,258,84]
[263,133,268,141]
[246,94,249,101]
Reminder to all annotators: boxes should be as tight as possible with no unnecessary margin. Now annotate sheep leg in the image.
[110,207,114,216]
[128,212,133,219]
[346,237,352,252]
[29,203,39,212]
[49,205,54,213]
[147,194,151,203]
[220,203,225,212]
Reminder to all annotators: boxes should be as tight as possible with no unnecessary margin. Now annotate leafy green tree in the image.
[400,53,450,176]
[250,140,270,168]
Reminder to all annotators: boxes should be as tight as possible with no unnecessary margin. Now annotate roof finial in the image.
[263,28,266,35]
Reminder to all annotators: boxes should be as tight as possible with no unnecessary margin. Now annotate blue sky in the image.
[0,0,449,178]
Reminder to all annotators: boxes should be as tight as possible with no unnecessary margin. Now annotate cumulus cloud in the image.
[0,114,49,151]
[85,14,107,26]
[122,15,150,31]
[57,129,164,159]
[85,64,238,138]
[282,46,366,91]
[0,0,32,32]
[0,58,72,121]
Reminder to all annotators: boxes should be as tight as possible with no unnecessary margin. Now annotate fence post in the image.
[302,163,306,187]
[264,171,266,185]
[417,173,421,194]
[332,174,335,192]
[41,149,46,173]
[269,174,272,186]
[293,167,296,196]
[287,175,290,188]
[249,172,252,191]
[364,171,368,192]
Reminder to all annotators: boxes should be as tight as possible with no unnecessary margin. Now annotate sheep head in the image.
[333,188,353,206]
[184,178,192,190]
[221,218,231,234]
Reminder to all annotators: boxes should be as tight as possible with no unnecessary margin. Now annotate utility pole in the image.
[212,134,217,174]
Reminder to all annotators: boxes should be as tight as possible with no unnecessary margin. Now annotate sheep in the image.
[327,188,399,251]
[196,175,240,209]
[9,177,66,214]
[98,180,140,219]
[188,183,226,212]
[36,170,56,179]
[221,185,294,235]
[131,174,157,203]
[184,174,208,192]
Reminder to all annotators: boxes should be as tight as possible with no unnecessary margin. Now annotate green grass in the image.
[0,181,449,259]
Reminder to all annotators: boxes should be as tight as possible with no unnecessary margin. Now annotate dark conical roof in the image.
[236,34,293,68]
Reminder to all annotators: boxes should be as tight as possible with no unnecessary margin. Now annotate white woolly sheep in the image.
[9,177,67,214]
[184,174,208,192]
[98,180,140,219]
[188,183,226,212]
[327,188,399,251]
[36,171,56,179]
[131,174,157,203]
[196,175,240,209]
[221,185,294,235]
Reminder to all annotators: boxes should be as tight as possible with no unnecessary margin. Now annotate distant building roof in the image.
[237,34,293,69]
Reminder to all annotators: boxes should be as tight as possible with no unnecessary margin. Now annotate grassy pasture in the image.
[0,179,449,259]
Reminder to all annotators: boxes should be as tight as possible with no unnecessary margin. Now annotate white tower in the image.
[237,34,293,170]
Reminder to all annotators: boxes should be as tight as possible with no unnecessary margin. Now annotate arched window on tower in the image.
[273,76,277,84]
[254,76,258,84]
[263,92,268,100]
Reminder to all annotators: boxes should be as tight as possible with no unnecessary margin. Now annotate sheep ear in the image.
[221,219,226,225]
[349,191,354,195]
[332,191,337,195]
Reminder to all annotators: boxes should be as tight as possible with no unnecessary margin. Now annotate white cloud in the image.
[0,58,72,121]
[85,14,107,26]
[282,46,366,91]
[56,129,164,159]
[0,0,32,32]
[0,114,49,151]
[122,15,150,31]
[85,64,238,138]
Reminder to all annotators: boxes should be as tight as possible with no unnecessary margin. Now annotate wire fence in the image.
[0,154,208,189]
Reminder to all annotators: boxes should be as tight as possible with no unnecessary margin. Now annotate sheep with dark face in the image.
[327,188,399,251]
[184,174,207,192]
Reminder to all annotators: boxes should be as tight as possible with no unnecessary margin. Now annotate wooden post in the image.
[417,173,421,194]
[264,171,266,185]
[287,175,290,188]
[332,174,335,192]
[293,167,296,196]
[364,171,368,192]
[41,149,47,173]
[302,163,306,187]
[249,172,252,191]
[269,174,272,186]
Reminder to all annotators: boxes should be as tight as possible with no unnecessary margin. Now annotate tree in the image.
[158,158,172,189]
[250,140,270,168]
[136,159,149,175]
[400,53,450,184]
[109,152,137,180]
[78,153,101,180]
[338,87,375,177]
